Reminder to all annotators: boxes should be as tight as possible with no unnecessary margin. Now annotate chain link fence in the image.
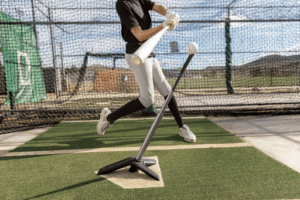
[1,0,300,133]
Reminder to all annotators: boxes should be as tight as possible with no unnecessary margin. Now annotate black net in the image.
[1,0,300,133]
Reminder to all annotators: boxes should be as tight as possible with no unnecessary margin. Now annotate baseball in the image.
[186,42,198,54]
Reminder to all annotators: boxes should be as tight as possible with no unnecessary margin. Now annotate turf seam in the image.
[2,142,252,157]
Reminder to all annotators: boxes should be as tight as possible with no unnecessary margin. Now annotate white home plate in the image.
[95,156,164,189]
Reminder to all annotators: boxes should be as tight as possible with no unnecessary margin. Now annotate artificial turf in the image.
[12,118,243,152]
[1,147,300,200]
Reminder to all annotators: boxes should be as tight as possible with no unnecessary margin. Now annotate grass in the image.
[12,118,242,152]
[1,148,300,199]
[2,118,300,199]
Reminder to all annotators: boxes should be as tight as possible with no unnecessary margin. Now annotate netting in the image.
[1,0,300,133]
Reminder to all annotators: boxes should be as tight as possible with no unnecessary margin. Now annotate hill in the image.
[239,54,300,70]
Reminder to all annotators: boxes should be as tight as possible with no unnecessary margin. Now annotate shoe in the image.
[179,124,196,143]
[97,108,112,135]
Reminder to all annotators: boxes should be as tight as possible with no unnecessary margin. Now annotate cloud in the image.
[280,43,300,56]
[2,0,300,71]
[214,12,248,29]
[257,43,300,59]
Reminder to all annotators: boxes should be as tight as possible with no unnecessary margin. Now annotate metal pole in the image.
[271,68,273,86]
[225,17,234,94]
[15,9,23,91]
[225,1,236,94]
[31,0,39,49]
[228,7,230,18]
[9,91,14,115]
[60,42,65,91]
[48,8,58,98]
[297,63,300,86]
[113,57,116,70]
[31,0,44,72]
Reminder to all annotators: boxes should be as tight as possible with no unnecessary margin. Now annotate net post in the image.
[9,91,14,115]
[225,18,235,94]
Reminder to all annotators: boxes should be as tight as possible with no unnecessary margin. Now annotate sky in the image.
[1,0,300,70]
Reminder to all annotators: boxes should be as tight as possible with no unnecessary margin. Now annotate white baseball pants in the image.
[125,53,172,108]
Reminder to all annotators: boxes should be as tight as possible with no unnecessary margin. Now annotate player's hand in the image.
[165,11,180,31]
[163,18,177,31]
[166,11,180,23]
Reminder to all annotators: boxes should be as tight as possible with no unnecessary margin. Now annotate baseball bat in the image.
[131,26,169,66]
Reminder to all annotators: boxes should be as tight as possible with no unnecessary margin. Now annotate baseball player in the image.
[97,0,196,142]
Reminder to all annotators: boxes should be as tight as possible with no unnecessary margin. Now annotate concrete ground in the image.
[208,114,300,174]
[0,127,52,156]
[1,115,300,176]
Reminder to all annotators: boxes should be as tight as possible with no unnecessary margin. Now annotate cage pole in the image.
[48,8,58,98]
[225,5,235,94]
[30,1,39,46]
[60,42,66,91]
[113,57,116,70]
[30,1,38,48]
[31,0,44,71]
[297,63,300,86]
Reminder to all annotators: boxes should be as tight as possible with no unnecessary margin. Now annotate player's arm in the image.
[131,24,164,42]
[131,4,176,42]
[152,3,169,16]
[153,3,180,31]
[130,3,178,42]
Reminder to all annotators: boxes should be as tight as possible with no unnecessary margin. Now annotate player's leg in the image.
[152,58,183,127]
[127,54,156,108]
[97,54,155,135]
[152,58,196,142]
[108,54,155,119]
[97,98,145,135]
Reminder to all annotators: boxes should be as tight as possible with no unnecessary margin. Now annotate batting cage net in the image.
[1,0,300,133]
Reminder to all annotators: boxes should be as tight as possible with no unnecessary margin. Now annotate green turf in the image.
[12,118,243,152]
[1,147,300,200]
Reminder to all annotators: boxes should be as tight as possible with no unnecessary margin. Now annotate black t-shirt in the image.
[116,0,155,54]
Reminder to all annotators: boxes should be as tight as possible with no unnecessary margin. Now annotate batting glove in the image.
[163,18,177,31]
[165,11,180,31]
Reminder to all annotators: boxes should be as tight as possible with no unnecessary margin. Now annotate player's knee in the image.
[161,86,172,97]
[139,96,155,108]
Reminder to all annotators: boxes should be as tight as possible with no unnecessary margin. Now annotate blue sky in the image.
[1,0,300,70]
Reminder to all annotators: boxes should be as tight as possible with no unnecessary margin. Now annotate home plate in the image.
[94,156,164,189]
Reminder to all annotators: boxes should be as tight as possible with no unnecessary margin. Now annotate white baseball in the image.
[186,42,199,54]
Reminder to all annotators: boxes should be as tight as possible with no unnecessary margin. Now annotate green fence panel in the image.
[0,11,46,105]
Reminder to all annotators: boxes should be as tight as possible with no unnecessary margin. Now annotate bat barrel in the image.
[131,55,143,66]
[132,26,169,66]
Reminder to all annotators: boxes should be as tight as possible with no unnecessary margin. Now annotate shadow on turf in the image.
[11,131,234,153]
[11,134,186,152]
[24,178,105,200]
[12,119,236,152]
[0,155,53,161]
